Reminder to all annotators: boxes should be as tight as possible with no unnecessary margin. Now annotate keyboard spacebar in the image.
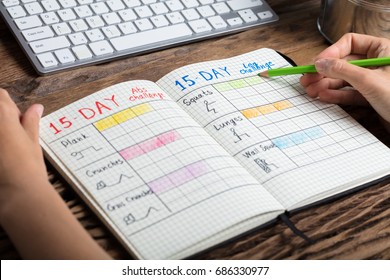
[110,24,193,52]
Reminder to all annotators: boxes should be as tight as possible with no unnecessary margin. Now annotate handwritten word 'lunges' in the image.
[213,116,244,131]
[175,67,231,91]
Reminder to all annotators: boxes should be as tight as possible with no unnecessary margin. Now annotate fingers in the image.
[0,88,21,122]
[305,77,350,98]
[314,58,382,101]
[315,33,390,61]
[21,104,44,143]
[1,88,44,143]
[317,88,369,106]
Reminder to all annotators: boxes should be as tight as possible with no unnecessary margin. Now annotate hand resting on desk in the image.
[0,88,111,259]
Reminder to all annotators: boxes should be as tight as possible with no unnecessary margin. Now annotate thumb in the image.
[21,104,44,143]
[314,58,376,95]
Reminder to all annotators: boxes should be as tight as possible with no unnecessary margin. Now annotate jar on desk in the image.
[317,0,390,43]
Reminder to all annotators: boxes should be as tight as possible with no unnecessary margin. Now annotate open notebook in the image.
[39,48,390,259]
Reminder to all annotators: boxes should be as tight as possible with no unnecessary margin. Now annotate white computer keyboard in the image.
[0,0,278,74]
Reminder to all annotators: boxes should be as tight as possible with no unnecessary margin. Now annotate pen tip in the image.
[258,71,269,78]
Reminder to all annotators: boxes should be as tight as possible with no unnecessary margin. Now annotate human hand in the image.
[300,33,390,126]
[0,88,47,202]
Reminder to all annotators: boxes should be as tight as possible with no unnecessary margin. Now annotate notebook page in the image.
[39,80,284,259]
[157,48,390,210]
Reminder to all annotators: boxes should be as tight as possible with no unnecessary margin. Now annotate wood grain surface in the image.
[1,0,390,260]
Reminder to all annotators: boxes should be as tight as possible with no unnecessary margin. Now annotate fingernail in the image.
[36,104,44,118]
[315,59,328,72]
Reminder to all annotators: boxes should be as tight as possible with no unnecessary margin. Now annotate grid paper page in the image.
[39,80,284,259]
[157,48,390,210]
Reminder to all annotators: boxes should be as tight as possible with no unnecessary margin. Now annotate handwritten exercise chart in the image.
[40,80,283,258]
[158,48,386,207]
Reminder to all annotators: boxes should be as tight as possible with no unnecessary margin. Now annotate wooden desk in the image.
[1,0,390,259]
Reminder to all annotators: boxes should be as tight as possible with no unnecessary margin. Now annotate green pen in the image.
[259,57,390,77]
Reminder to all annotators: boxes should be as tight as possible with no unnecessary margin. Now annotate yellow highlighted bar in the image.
[241,108,261,119]
[273,100,293,110]
[113,108,136,124]
[95,103,153,131]
[132,103,152,116]
[95,116,118,132]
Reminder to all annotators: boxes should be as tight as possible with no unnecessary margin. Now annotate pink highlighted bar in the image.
[120,130,181,161]
[149,161,208,194]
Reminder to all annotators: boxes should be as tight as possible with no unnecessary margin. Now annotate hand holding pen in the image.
[295,33,390,129]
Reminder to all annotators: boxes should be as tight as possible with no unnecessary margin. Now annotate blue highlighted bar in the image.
[273,127,326,149]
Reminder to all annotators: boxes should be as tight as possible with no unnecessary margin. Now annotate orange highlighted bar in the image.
[241,108,262,119]
[257,104,277,115]
[273,100,293,110]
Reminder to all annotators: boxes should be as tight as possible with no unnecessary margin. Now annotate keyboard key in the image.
[74,5,93,18]
[182,0,200,8]
[197,5,215,18]
[258,10,273,19]
[68,32,88,45]
[165,0,184,12]
[118,9,137,21]
[41,0,61,12]
[102,25,121,38]
[30,36,70,54]
[90,2,109,14]
[239,9,258,23]
[135,18,153,31]
[69,19,88,32]
[52,22,71,35]
[106,0,125,11]
[227,0,263,11]
[207,15,227,30]
[58,0,77,8]
[102,12,121,25]
[167,12,184,24]
[150,15,169,27]
[22,26,54,41]
[182,9,200,21]
[227,17,243,26]
[85,29,104,41]
[134,6,153,18]
[7,6,27,18]
[3,0,20,7]
[14,15,42,30]
[89,40,114,56]
[72,44,93,60]
[188,18,212,33]
[37,52,58,68]
[40,12,60,25]
[111,23,193,51]
[150,3,168,15]
[25,2,44,15]
[54,48,75,64]
[85,15,105,28]
[57,9,77,21]
[118,22,138,34]
[212,3,230,14]
[123,0,141,8]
